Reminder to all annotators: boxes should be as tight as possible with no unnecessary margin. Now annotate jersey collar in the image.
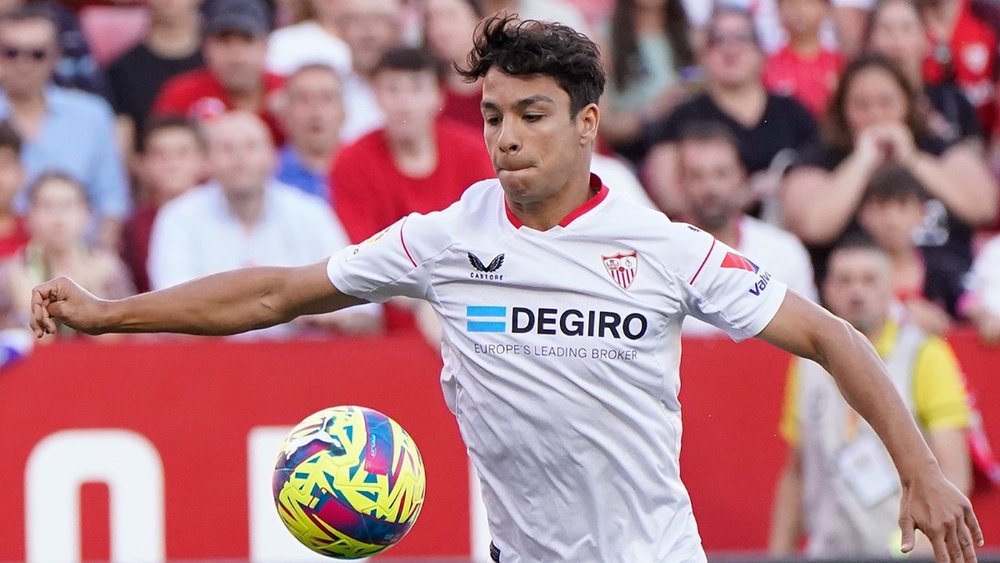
[504,173,609,229]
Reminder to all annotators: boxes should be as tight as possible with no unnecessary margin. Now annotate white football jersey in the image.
[327,176,788,562]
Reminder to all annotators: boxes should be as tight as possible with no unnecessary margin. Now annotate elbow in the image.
[806,315,860,369]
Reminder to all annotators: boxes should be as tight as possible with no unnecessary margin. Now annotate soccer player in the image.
[29,15,982,563]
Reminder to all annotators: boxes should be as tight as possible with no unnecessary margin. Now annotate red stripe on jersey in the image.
[504,173,609,228]
[688,238,716,285]
[720,252,757,272]
[399,218,417,268]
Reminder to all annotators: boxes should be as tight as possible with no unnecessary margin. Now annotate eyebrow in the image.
[481,95,556,112]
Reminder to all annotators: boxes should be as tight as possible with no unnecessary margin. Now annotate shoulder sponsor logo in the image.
[602,250,638,290]
[720,251,759,273]
[468,252,504,281]
[749,271,772,296]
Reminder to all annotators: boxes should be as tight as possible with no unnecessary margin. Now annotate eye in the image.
[485,115,501,127]
[523,113,543,122]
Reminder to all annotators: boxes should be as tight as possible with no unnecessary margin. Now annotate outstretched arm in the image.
[30,261,365,338]
[757,291,983,562]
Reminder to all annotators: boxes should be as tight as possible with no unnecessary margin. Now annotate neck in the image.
[485,0,517,14]
[705,215,741,248]
[147,13,202,57]
[224,188,265,227]
[788,33,822,56]
[227,85,264,110]
[507,165,594,231]
[887,244,921,265]
[7,89,45,107]
[40,243,81,269]
[709,82,766,123]
[387,128,435,157]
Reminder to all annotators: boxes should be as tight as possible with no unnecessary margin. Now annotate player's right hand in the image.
[29,276,106,338]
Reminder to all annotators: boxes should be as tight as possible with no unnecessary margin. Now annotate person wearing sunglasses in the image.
[0,5,128,252]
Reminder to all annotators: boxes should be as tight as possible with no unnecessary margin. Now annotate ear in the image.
[577,103,600,146]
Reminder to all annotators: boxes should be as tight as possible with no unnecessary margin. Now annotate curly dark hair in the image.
[457,14,606,117]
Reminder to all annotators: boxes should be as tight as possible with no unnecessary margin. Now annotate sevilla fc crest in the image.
[603,251,638,290]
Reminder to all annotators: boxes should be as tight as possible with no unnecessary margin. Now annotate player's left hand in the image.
[899,471,983,562]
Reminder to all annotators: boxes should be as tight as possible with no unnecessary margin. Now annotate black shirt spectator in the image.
[106,44,203,139]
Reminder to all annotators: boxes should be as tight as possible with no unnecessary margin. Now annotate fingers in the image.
[929,528,949,563]
[966,504,984,548]
[29,286,57,338]
[957,515,978,563]
[900,511,916,553]
[943,518,965,563]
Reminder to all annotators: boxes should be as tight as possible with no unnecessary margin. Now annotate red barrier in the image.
[0,332,996,560]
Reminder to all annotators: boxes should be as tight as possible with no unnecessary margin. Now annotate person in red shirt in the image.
[331,46,494,331]
[921,0,998,134]
[764,0,844,117]
[152,0,285,144]
[0,121,27,257]
[331,46,494,243]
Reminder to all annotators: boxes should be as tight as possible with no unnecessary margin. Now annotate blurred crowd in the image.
[0,0,998,345]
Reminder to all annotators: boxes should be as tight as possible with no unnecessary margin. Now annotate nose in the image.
[497,121,521,154]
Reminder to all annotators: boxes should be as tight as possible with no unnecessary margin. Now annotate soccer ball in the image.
[272,406,426,559]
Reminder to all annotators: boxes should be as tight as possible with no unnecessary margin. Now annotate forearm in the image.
[783,156,873,244]
[911,151,998,225]
[814,320,939,481]
[104,267,311,335]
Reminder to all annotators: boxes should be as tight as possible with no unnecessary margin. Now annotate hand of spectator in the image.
[880,123,918,167]
[973,311,1000,345]
[854,126,889,172]
[29,276,107,338]
[905,298,952,336]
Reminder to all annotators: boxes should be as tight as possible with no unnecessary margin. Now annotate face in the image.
[0,18,58,97]
[206,113,275,197]
[481,69,597,205]
[858,196,925,253]
[204,31,267,93]
[0,146,22,210]
[777,0,829,37]
[822,248,893,334]
[142,127,206,204]
[844,66,909,138]
[702,12,763,89]
[309,0,341,23]
[27,178,89,251]
[282,67,345,151]
[868,0,927,74]
[423,0,479,63]
[335,0,401,76]
[373,69,442,141]
[677,138,745,231]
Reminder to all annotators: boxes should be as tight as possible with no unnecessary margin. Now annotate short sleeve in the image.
[680,227,788,341]
[913,338,972,432]
[326,211,452,304]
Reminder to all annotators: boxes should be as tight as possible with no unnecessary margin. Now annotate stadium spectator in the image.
[265,0,351,76]
[0,122,28,257]
[964,234,1000,344]
[920,0,998,136]
[152,0,285,145]
[331,47,492,333]
[5,1,108,96]
[148,111,375,337]
[781,53,997,281]
[599,0,696,160]
[331,47,493,243]
[334,0,404,142]
[105,0,204,156]
[764,0,844,118]
[642,5,818,218]
[866,0,982,145]
[857,165,962,335]
[0,172,134,335]
[122,117,207,294]
[422,0,486,129]
[675,121,816,337]
[275,63,343,202]
[769,235,972,558]
[0,6,129,250]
